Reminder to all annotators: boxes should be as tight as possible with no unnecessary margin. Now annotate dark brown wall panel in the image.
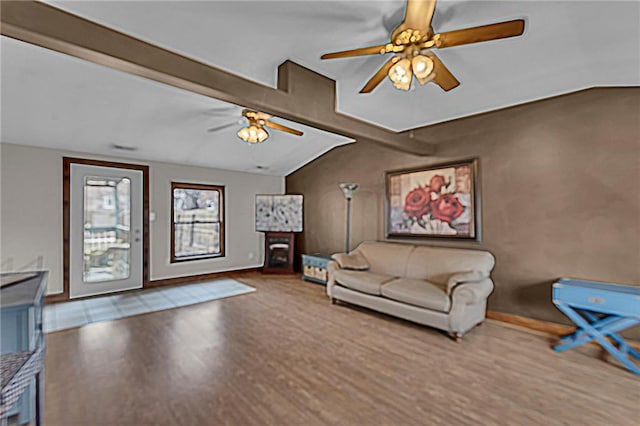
[287,88,640,337]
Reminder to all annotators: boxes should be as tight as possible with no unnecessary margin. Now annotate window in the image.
[171,182,225,262]
[83,176,131,282]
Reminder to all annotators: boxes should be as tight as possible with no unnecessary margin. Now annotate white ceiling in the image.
[44,0,640,131]
[0,37,353,176]
[2,1,638,176]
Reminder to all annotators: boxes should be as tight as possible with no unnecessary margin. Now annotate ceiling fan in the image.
[208,109,303,144]
[321,0,525,93]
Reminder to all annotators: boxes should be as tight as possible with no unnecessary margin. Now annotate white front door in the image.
[70,163,143,298]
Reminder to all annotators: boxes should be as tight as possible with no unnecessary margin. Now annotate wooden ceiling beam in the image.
[0,1,436,156]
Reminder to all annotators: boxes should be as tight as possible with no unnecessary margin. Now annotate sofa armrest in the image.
[446,270,489,294]
[325,260,340,297]
[326,260,340,275]
[450,278,494,305]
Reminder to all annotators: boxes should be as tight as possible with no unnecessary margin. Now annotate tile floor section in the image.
[44,279,255,333]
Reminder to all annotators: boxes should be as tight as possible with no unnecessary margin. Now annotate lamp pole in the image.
[346,196,351,253]
[338,183,359,254]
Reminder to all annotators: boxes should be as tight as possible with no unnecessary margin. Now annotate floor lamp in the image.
[339,183,359,253]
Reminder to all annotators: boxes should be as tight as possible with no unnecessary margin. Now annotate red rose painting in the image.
[429,175,446,192]
[403,187,431,219]
[431,193,464,223]
[388,160,477,239]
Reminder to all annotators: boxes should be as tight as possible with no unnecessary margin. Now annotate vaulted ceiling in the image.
[46,0,640,130]
[2,1,638,176]
[1,37,353,176]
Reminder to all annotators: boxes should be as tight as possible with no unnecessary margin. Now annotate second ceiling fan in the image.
[321,0,525,93]
[208,109,303,144]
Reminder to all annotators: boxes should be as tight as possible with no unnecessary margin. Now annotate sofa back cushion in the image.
[404,246,495,285]
[356,241,415,277]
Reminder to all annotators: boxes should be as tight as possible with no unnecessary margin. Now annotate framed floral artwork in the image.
[385,159,479,240]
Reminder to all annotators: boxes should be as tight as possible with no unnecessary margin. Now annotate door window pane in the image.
[171,183,224,261]
[83,176,131,282]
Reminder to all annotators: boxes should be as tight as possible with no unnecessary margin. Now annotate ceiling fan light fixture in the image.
[321,0,525,94]
[232,110,301,143]
[388,58,412,91]
[237,124,269,144]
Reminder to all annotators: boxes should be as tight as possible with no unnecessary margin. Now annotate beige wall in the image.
[1,143,64,292]
[287,88,640,330]
[148,161,282,280]
[0,143,284,294]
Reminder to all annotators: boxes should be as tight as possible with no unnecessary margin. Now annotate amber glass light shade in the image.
[237,125,269,143]
[411,55,434,80]
[387,58,412,90]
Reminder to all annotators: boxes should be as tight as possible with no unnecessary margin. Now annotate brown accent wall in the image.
[287,88,640,335]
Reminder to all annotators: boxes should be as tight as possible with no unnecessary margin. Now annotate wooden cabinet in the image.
[1,272,47,425]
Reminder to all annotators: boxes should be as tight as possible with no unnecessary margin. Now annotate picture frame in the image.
[385,158,480,240]
[255,194,303,233]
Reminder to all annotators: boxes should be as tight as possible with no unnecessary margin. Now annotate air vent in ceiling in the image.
[111,144,138,152]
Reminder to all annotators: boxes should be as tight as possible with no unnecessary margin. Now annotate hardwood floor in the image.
[45,274,639,425]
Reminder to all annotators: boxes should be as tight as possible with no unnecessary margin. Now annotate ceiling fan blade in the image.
[403,0,437,31]
[243,109,273,121]
[360,56,400,94]
[428,53,459,91]
[207,122,239,132]
[435,19,525,49]
[208,106,239,113]
[321,44,389,60]
[264,121,304,136]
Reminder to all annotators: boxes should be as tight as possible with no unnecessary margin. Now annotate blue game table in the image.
[552,278,640,375]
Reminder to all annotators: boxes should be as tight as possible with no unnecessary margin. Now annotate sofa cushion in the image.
[334,269,395,296]
[381,278,451,312]
[404,246,495,286]
[332,251,370,270]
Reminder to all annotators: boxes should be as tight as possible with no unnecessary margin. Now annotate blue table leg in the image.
[580,310,640,360]
[558,314,620,343]
[556,316,639,352]
[553,303,640,375]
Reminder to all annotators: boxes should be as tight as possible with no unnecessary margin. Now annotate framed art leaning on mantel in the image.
[385,158,480,240]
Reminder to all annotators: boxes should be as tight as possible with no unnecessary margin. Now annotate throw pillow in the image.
[332,252,370,270]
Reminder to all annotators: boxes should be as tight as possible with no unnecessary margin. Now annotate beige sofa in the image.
[327,241,495,341]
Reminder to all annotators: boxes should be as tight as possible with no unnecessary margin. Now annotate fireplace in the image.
[255,194,302,274]
[263,232,294,274]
